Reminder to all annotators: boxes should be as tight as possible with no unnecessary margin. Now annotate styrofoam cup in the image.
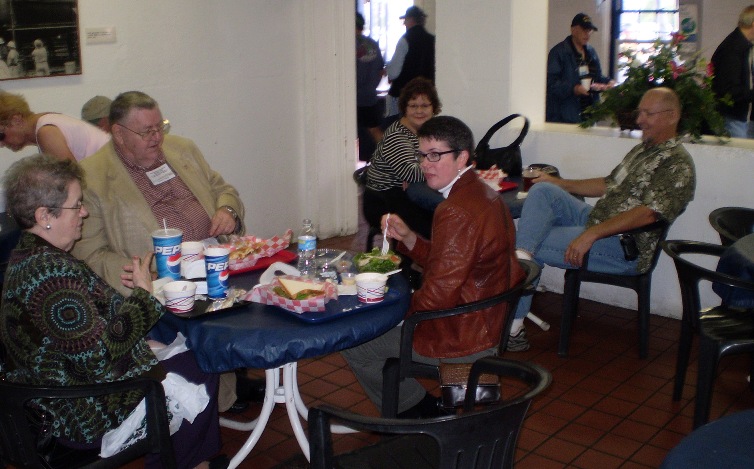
[355,273,388,303]
[163,281,197,313]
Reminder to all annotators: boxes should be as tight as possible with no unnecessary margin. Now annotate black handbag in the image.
[473,114,529,177]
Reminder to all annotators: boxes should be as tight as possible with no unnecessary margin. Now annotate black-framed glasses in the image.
[117,119,171,140]
[415,149,460,162]
[632,109,673,119]
[48,201,85,211]
[0,131,5,142]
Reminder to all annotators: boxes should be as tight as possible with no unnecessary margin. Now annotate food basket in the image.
[245,275,338,314]
[228,229,293,271]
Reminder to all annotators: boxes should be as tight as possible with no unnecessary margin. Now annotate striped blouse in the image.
[365,120,425,191]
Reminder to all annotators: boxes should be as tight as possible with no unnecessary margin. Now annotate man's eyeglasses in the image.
[49,201,85,210]
[117,119,171,140]
[632,109,673,119]
[415,149,459,162]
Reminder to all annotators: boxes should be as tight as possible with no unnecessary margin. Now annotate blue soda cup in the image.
[152,228,183,280]
[205,246,230,299]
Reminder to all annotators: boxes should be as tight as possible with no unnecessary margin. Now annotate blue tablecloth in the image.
[661,409,754,468]
[150,272,411,372]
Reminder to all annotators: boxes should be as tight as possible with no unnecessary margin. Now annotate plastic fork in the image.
[381,214,390,255]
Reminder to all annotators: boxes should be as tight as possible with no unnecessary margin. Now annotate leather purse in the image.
[473,114,530,177]
[439,362,501,408]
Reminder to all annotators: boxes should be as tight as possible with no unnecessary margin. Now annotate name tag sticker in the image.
[579,65,588,76]
[146,164,176,185]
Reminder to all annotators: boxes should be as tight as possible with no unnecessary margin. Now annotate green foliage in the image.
[580,36,731,143]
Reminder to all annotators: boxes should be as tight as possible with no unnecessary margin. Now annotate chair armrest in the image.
[662,240,754,292]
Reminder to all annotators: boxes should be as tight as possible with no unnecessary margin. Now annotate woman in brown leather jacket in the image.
[343,116,524,418]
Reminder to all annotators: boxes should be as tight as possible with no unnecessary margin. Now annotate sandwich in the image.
[273,277,325,300]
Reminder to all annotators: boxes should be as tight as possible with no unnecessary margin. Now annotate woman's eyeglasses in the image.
[49,201,85,211]
[415,149,459,162]
[117,119,171,140]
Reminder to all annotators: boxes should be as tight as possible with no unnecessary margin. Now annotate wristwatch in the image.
[220,205,242,233]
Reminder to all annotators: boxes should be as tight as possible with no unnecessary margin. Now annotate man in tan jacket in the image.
[72,90,247,413]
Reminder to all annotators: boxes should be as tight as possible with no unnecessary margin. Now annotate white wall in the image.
[0,0,357,240]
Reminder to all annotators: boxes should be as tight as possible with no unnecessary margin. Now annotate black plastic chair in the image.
[353,165,382,252]
[662,240,754,428]
[709,206,754,246]
[309,356,551,469]
[381,259,541,418]
[0,377,176,469]
[559,218,672,359]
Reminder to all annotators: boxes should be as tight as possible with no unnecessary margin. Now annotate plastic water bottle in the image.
[296,219,317,277]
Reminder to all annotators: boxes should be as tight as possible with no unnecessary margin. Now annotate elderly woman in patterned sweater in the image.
[0,154,226,469]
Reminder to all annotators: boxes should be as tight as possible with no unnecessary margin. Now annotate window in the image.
[612,0,679,82]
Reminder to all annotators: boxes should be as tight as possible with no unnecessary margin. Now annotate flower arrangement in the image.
[580,34,731,143]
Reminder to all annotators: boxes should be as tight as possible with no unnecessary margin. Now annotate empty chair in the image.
[0,376,176,469]
[309,356,551,469]
[709,206,754,246]
[560,218,672,359]
[662,240,754,428]
[381,259,540,418]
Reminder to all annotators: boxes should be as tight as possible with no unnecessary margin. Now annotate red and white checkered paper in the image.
[475,165,509,191]
[245,275,338,314]
[227,229,293,271]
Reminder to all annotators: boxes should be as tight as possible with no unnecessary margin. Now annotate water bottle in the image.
[296,219,317,277]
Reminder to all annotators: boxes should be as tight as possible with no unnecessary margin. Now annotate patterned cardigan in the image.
[0,232,166,443]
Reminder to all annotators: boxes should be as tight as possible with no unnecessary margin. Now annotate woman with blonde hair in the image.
[0,91,109,161]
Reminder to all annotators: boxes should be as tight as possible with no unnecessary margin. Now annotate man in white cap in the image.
[81,95,113,132]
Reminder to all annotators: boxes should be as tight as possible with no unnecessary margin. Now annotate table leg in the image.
[221,362,360,467]
[221,368,278,469]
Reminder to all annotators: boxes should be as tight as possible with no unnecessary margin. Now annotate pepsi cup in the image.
[205,247,230,299]
[152,228,183,280]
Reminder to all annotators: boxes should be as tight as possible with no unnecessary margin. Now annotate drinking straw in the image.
[163,218,168,232]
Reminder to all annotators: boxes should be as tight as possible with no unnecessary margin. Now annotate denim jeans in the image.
[406,182,444,211]
[724,117,754,139]
[513,182,639,319]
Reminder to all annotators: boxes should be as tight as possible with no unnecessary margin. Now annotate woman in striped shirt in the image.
[364,77,440,239]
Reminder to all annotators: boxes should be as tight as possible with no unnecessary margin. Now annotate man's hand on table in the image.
[210,207,237,237]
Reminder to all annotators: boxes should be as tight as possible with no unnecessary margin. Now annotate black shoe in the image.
[224,399,249,414]
[208,453,230,469]
[397,393,449,419]
[235,372,266,402]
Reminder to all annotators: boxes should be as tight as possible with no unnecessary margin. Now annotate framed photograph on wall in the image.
[0,0,80,80]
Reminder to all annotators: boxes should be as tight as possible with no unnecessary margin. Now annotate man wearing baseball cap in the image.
[546,13,614,124]
[384,5,435,126]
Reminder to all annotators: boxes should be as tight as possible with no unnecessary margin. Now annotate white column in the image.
[302,1,359,239]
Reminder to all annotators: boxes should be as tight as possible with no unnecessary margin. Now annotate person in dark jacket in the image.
[546,13,614,123]
[711,5,754,139]
[384,6,435,126]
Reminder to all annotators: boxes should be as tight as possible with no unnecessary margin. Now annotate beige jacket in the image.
[72,135,244,294]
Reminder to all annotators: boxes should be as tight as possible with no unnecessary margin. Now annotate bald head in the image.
[636,88,682,145]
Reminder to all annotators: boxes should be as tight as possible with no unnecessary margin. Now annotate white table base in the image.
[219,362,356,469]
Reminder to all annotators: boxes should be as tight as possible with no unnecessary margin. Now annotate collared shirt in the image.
[587,137,696,272]
[116,148,212,241]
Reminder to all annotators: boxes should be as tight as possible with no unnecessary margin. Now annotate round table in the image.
[151,268,411,468]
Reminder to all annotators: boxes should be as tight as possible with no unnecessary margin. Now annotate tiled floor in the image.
[210,230,754,469]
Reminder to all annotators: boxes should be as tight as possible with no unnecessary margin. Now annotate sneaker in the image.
[506,328,530,352]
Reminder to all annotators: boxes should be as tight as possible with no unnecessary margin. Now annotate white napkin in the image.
[258,261,301,285]
[151,332,189,361]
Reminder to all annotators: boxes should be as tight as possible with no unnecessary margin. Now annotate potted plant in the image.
[580,34,731,143]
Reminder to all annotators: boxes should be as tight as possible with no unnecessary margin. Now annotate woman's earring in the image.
[45,224,51,230]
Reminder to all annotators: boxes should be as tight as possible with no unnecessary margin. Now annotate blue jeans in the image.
[406,182,444,211]
[513,183,639,319]
[723,117,754,139]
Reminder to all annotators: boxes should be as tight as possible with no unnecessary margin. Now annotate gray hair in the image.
[739,5,754,28]
[3,154,84,229]
[109,91,158,125]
